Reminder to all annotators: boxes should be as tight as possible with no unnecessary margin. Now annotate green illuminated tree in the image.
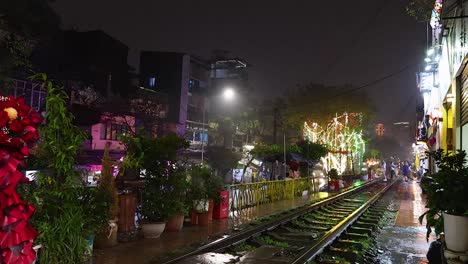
[283,83,375,132]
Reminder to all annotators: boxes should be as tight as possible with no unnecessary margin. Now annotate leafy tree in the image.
[296,140,328,161]
[206,146,241,182]
[0,0,60,86]
[283,83,375,132]
[368,149,380,159]
[406,0,434,22]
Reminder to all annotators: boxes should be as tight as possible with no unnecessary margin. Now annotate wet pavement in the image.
[375,178,436,264]
[92,189,335,264]
[93,179,436,264]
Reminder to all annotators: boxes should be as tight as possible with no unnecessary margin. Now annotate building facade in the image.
[414,0,467,171]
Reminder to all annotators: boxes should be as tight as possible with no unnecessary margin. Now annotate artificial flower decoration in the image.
[0,95,42,263]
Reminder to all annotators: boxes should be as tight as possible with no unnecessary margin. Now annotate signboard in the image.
[419,72,434,93]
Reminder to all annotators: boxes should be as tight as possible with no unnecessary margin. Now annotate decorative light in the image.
[425,65,432,71]
[427,48,435,56]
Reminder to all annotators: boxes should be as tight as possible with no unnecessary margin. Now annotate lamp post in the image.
[201,87,236,164]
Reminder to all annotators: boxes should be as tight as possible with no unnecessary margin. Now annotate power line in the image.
[313,63,418,103]
[320,0,391,83]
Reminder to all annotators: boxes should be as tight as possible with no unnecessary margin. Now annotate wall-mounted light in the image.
[427,48,435,56]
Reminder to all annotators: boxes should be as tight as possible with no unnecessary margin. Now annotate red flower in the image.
[0,149,8,160]
[20,146,29,157]
[20,118,31,126]
[0,131,11,144]
[0,111,9,127]
[29,112,42,126]
[17,104,30,117]
[21,129,38,142]
[8,120,23,133]
[9,138,24,148]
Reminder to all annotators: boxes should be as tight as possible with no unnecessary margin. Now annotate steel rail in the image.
[162,179,381,264]
[290,180,396,264]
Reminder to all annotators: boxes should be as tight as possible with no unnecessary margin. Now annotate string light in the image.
[304,112,365,174]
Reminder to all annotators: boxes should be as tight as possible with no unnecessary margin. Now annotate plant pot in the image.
[208,200,214,221]
[194,199,209,212]
[444,213,468,252]
[95,220,119,248]
[118,193,137,233]
[191,210,198,225]
[142,222,166,238]
[198,212,210,226]
[165,212,185,232]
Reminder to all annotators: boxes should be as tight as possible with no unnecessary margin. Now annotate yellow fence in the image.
[229,177,317,211]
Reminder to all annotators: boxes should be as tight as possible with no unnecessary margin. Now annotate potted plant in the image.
[164,165,189,232]
[189,165,210,225]
[141,168,169,238]
[328,168,340,191]
[419,150,468,253]
[205,168,225,221]
[95,143,120,247]
[140,134,189,237]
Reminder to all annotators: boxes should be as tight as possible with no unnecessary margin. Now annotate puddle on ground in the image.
[375,222,434,263]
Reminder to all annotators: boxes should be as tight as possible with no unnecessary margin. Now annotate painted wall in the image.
[89,114,135,151]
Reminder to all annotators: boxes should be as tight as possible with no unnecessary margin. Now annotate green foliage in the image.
[257,235,289,248]
[231,242,255,253]
[296,140,328,161]
[189,165,224,205]
[206,146,242,177]
[139,134,190,222]
[328,168,340,180]
[31,74,86,183]
[283,83,375,130]
[0,0,60,87]
[406,0,434,22]
[24,75,105,263]
[98,143,119,220]
[419,150,468,240]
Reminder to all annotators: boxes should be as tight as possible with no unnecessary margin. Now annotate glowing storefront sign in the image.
[419,72,434,93]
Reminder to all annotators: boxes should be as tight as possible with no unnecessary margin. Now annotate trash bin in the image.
[213,190,229,219]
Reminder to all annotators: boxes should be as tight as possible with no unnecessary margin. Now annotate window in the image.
[102,123,127,140]
[149,76,156,88]
[189,79,200,91]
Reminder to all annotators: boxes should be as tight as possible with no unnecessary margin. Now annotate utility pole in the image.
[273,107,278,144]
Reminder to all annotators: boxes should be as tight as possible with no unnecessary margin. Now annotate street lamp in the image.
[223,87,235,101]
[201,87,236,164]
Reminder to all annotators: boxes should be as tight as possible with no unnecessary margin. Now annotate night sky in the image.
[52,0,427,127]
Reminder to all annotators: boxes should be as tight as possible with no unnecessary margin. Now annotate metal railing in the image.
[229,177,320,211]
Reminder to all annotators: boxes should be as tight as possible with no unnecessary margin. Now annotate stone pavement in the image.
[375,178,435,264]
[92,184,354,264]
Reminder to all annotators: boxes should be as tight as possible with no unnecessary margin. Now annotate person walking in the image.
[402,161,410,182]
[381,160,387,182]
[390,161,396,180]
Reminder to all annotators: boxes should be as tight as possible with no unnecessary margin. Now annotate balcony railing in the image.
[229,177,321,212]
[8,79,47,111]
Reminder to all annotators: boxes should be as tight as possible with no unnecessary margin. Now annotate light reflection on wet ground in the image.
[375,180,436,264]
[93,191,333,264]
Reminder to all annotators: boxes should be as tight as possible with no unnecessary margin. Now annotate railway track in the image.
[163,179,397,264]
